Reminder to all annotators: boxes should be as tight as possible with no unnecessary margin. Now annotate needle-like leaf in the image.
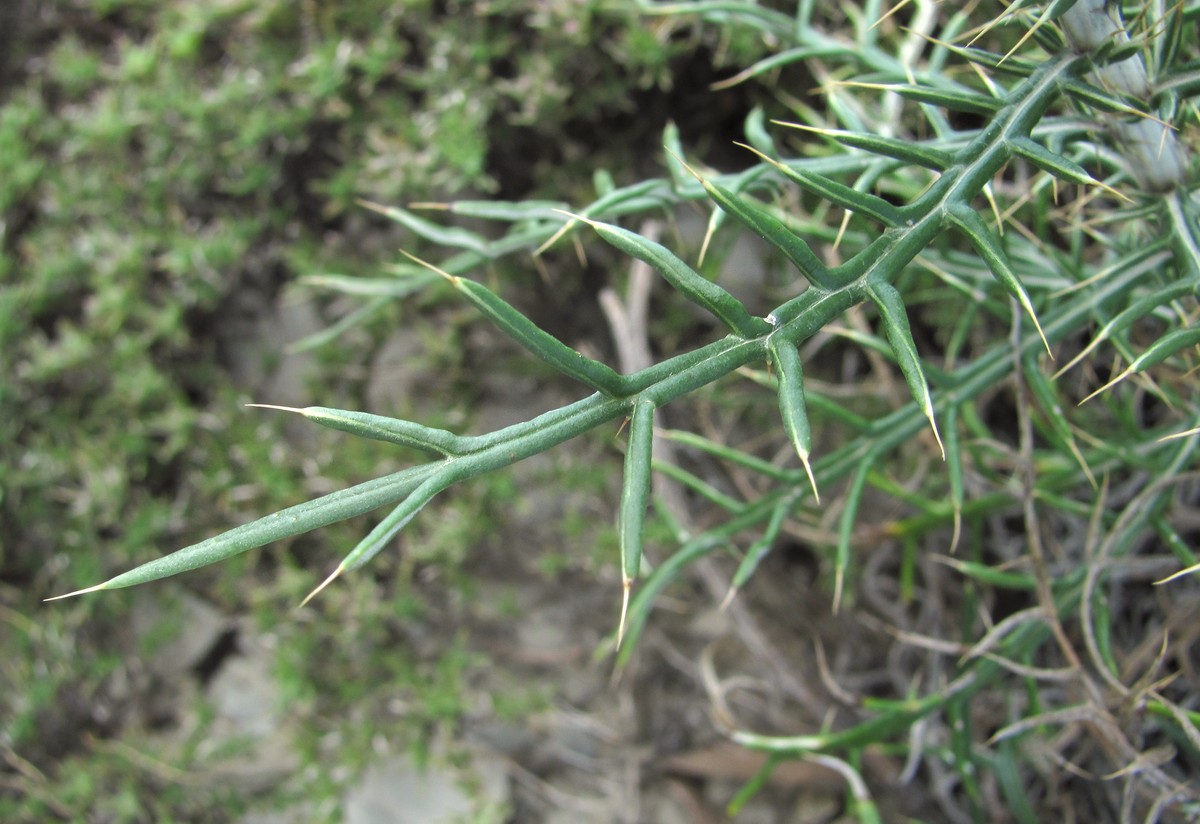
[669,152,836,289]
[617,398,656,646]
[1079,326,1200,404]
[768,335,820,503]
[247,404,465,456]
[301,474,452,605]
[945,203,1051,356]
[736,143,904,228]
[866,281,945,459]
[401,250,630,396]
[568,213,771,338]
[46,463,441,600]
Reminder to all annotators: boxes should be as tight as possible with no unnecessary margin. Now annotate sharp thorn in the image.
[300,565,344,608]
[616,578,631,649]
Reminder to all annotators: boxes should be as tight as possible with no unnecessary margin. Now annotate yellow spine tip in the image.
[44,582,108,602]
[928,412,946,461]
[799,452,821,505]
[616,578,631,650]
[245,403,305,414]
[299,565,344,608]
[399,249,457,283]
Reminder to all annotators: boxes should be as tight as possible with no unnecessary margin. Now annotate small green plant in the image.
[50,0,1200,819]
[5,2,701,819]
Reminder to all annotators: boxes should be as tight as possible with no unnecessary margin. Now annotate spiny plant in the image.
[52,0,1200,819]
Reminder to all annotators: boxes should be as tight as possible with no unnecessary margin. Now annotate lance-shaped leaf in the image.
[932,555,1038,590]
[866,281,944,459]
[839,81,1003,115]
[722,495,793,609]
[402,251,630,397]
[834,452,875,613]
[301,270,440,298]
[661,429,795,482]
[942,405,964,554]
[1053,280,1192,378]
[573,215,770,338]
[358,199,491,255]
[617,398,656,645]
[46,463,442,600]
[662,121,695,194]
[672,154,836,289]
[742,107,777,158]
[945,203,1050,355]
[767,335,820,503]
[1168,191,1200,282]
[1060,77,1148,115]
[737,143,904,228]
[1007,137,1129,201]
[408,199,568,222]
[1080,326,1200,404]
[929,39,1039,76]
[1022,358,1096,487]
[773,121,954,171]
[301,473,453,606]
[287,296,390,354]
[247,404,466,456]
[991,0,1081,62]
[652,460,745,514]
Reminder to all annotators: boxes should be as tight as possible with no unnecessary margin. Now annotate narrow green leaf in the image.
[768,335,820,502]
[402,251,630,397]
[734,686,951,753]
[286,296,390,354]
[1080,326,1200,403]
[660,429,796,481]
[994,0,1080,64]
[724,496,793,607]
[743,107,777,158]
[663,121,694,193]
[46,463,442,599]
[1053,280,1192,378]
[774,122,954,171]
[675,155,835,289]
[358,199,491,255]
[943,405,964,553]
[1007,137,1128,201]
[1168,191,1200,282]
[932,555,1037,589]
[593,168,615,197]
[574,215,771,338]
[618,398,656,644]
[301,474,452,605]
[737,142,904,228]
[615,531,727,669]
[931,42,1039,76]
[834,453,874,612]
[841,81,1002,114]
[247,405,465,456]
[1044,0,1081,20]
[1021,358,1095,486]
[865,281,945,459]
[409,199,568,222]
[945,204,1050,355]
[300,270,440,298]
[994,739,1040,824]
[726,754,783,816]
[652,460,745,514]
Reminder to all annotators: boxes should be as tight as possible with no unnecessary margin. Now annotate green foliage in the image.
[23,0,1200,820]
[3,0,710,819]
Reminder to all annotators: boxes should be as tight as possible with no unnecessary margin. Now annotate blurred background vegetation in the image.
[1,1,784,820]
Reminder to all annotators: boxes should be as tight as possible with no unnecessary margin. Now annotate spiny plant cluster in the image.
[54,1,1200,820]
